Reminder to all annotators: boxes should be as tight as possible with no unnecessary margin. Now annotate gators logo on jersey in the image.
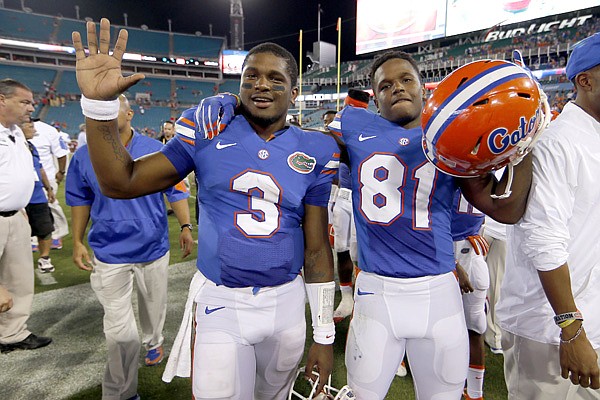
[287,151,316,174]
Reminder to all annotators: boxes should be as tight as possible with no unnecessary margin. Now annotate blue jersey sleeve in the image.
[65,148,94,206]
[451,191,485,240]
[163,180,190,203]
[161,107,197,179]
[305,135,339,207]
[325,109,344,137]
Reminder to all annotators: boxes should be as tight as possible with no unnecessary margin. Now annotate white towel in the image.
[162,270,206,383]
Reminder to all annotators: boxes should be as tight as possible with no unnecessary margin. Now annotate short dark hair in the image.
[243,42,299,88]
[347,88,370,104]
[0,78,31,97]
[163,120,174,126]
[323,110,337,117]
[369,51,421,87]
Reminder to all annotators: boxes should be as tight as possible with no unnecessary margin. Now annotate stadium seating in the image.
[0,5,596,138]
[174,80,216,104]
[54,18,87,45]
[0,8,54,42]
[55,71,80,97]
[124,77,172,102]
[131,106,173,136]
[173,34,223,60]
[218,80,240,93]
[0,63,56,94]
[44,101,83,135]
[122,27,170,55]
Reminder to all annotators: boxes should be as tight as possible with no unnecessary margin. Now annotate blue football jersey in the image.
[163,110,339,288]
[66,131,189,264]
[451,191,485,241]
[330,106,458,278]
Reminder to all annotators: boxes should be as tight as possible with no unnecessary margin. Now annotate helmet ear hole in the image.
[517,92,531,99]
[472,98,489,106]
[471,137,483,155]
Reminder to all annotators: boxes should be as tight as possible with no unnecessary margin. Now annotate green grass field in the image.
[36,184,508,399]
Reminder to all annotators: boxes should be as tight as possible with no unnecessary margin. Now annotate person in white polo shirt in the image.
[30,119,69,250]
[0,78,52,353]
[497,32,600,398]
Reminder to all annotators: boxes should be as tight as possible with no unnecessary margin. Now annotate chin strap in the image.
[490,162,514,200]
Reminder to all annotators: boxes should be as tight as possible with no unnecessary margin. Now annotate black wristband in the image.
[180,223,193,232]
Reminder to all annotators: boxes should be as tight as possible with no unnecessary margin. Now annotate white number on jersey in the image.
[456,193,484,215]
[231,170,281,237]
[358,153,436,229]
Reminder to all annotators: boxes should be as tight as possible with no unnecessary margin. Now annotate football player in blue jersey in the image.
[191,50,538,398]
[72,19,339,399]
[327,51,534,399]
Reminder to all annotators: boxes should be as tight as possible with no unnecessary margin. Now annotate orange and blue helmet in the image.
[422,59,547,177]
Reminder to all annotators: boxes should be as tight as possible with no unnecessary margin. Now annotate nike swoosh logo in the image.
[205,306,225,314]
[358,134,376,142]
[356,288,374,296]
[215,141,237,150]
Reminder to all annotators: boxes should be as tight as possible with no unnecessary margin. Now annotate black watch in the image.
[180,223,193,232]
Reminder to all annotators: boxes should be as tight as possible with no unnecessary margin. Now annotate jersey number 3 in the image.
[231,170,282,238]
[359,153,436,229]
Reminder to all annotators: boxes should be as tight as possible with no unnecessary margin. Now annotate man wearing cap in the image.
[497,32,600,398]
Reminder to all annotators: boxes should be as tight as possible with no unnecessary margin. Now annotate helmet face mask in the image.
[421,59,547,177]
[288,367,355,400]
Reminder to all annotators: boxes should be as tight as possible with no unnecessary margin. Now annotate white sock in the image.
[467,365,484,398]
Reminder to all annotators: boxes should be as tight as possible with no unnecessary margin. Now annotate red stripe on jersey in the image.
[179,137,195,146]
[179,117,195,128]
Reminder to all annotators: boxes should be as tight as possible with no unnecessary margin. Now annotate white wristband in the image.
[305,281,335,345]
[80,95,120,121]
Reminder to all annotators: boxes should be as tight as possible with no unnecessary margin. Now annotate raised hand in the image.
[72,18,145,101]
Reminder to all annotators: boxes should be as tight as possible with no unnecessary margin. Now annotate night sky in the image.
[6,0,362,66]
